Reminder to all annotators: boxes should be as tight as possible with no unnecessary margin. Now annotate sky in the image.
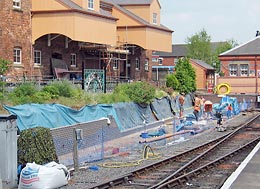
[159,0,260,45]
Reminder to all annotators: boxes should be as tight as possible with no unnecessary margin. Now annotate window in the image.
[71,53,77,67]
[34,50,41,65]
[152,13,157,24]
[229,64,238,76]
[13,47,22,64]
[240,64,248,76]
[113,58,118,70]
[152,58,158,62]
[88,0,94,10]
[158,58,163,65]
[13,0,21,9]
[135,57,140,70]
[145,59,149,71]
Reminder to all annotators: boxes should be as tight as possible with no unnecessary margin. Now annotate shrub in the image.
[121,81,156,105]
[32,91,52,104]
[47,80,74,98]
[42,85,59,99]
[166,74,179,91]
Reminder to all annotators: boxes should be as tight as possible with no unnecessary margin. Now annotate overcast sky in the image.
[159,0,260,45]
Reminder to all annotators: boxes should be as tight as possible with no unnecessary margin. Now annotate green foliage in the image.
[186,28,212,64]
[0,58,11,75]
[17,127,58,165]
[174,57,196,93]
[155,89,168,99]
[113,81,156,105]
[42,85,59,99]
[211,39,238,72]
[47,80,75,98]
[4,80,159,107]
[32,91,52,104]
[166,74,179,90]
[8,82,38,105]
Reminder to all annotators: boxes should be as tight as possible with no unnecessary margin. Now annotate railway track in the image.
[89,114,260,189]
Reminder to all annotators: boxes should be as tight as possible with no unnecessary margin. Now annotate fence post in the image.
[73,128,79,172]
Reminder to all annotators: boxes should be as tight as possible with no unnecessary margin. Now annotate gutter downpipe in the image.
[256,56,258,94]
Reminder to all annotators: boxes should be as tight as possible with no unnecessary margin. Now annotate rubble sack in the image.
[18,161,70,189]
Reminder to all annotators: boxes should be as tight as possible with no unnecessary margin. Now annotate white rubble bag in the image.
[18,161,70,189]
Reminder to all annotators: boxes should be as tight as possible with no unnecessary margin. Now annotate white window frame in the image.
[34,50,41,65]
[158,58,163,65]
[135,57,140,70]
[88,0,94,10]
[152,57,158,62]
[14,47,22,64]
[70,53,77,67]
[144,59,149,71]
[13,0,21,9]
[240,64,249,76]
[113,58,118,70]
[229,64,238,76]
[152,13,157,24]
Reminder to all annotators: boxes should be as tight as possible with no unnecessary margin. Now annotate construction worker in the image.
[179,92,185,118]
[193,94,201,121]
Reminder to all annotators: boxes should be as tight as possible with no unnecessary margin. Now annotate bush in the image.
[166,74,179,91]
[8,82,38,105]
[114,81,155,104]
[32,91,52,104]
[42,85,59,99]
[47,80,75,98]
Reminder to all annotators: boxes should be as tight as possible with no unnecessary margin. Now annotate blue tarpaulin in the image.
[4,103,120,131]
[4,95,242,132]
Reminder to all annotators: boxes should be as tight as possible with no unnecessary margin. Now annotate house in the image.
[153,44,216,90]
[190,59,215,91]
[218,36,260,94]
[0,0,172,85]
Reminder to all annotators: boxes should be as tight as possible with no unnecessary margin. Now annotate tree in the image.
[211,39,238,73]
[186,29,212,64]
[168,57,196,94]
[186,29,238,73]
[166,74,179,91]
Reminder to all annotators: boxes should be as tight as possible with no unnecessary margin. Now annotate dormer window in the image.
[13,0,21,9]
[152,13,157,24]
[88,0,94,10]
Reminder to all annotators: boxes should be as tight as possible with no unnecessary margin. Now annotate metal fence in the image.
[50,116,165,167]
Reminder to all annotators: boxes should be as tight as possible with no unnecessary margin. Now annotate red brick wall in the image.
[33,35,83,76]
[0,0,32,77]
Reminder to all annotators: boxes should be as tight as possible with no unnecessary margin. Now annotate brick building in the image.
[218,36,260,94]
[0,0,173,85]
[0,0,32,79]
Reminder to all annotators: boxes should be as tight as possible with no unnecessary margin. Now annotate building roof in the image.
[102,0,171,32]
[154,42,227,57]
[191,59,215,70]
[58,0,116,20]
[106,0,153,5]
[220,36,260,56]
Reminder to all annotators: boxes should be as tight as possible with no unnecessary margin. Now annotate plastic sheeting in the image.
[113,102,157,131]
[4,95,241,132]
[4,104,119,131]
[150,97,174,120]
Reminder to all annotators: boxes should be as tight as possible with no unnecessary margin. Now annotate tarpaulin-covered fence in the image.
[4,94,195,132]
[4,94,247,165]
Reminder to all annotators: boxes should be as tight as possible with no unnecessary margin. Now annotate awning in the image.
[152,66,174,70]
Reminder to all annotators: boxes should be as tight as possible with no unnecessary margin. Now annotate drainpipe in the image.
[256,56,258,94]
